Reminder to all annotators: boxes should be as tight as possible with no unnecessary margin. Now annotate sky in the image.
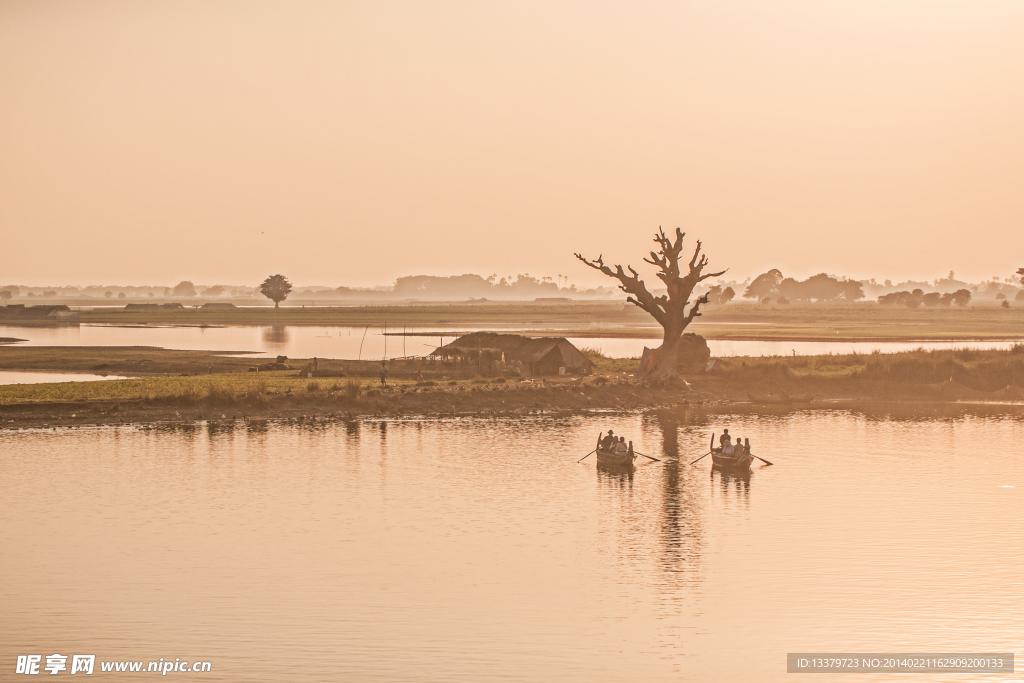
[1,0,1022,288]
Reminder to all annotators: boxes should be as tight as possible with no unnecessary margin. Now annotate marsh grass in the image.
[717,347,1024,392]
[0,372,298,405]
[343,379,362,399]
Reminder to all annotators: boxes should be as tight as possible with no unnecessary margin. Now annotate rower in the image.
[719,429,731,452]
[602,430,615,450]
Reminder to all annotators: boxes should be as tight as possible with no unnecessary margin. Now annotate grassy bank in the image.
[2,346,1023,429]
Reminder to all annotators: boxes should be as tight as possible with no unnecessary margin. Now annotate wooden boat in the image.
[595,434,636,467]
[711,449,754,470]
[709,431,753,470]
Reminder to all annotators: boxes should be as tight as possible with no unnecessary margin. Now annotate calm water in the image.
[0,371,128,385]
[2,324,1020,359]
[2,410,1021,681]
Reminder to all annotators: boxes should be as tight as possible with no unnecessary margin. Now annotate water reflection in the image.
[2,410,1022,683]
[262,325,289,347]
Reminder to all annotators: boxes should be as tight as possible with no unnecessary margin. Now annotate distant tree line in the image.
[743,269,863,303]
[878,288,972,307]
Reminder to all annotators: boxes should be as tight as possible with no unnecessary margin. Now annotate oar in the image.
[633,451,661,462]
[689,451,711,466]
[578,449,595,463]
[752,454,774,466]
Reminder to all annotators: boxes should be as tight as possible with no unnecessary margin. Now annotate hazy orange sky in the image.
[2,1,1022,287]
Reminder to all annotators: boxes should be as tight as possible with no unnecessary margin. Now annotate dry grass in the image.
[343,379,362,399]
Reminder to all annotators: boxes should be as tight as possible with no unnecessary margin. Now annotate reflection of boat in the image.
[595,434,636,468]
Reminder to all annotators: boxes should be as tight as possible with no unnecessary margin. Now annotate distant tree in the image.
[1002,300,1010,308]
[744,269,783,299]
[104,291,113,298]
[260,274,293,308]
[0,291,10,301]
[950,289,972,306]
[1017,290,1024,302]
[44,290,56,297]
[777,297,790,304]
[576,227,725,380]
[203,285,225,296]
[118,292,126,299]
[173,281,197,297]
[148,292,154,298]
[996,292,1006,300]
[1017,268,1024,285]
[706,285,736,304]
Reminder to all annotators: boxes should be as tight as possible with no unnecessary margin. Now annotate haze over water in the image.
[3,410,1021,681]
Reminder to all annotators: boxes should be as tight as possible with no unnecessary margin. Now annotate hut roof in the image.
[432,332,593,371]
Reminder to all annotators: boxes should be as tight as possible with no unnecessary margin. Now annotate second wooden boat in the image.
[595,434,636,467]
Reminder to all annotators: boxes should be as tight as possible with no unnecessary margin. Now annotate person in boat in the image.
[615,437,629,453]
[744,438,751,455]
[601,430,616,451]
[718,429,731,452]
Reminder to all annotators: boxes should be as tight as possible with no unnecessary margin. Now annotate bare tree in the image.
[575,228,724,380]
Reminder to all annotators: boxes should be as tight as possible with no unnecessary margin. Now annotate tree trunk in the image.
[274,300,279,308]
[647,319,684,380]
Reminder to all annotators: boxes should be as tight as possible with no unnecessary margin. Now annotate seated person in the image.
[615,437,629,453]
[722,441,734,456]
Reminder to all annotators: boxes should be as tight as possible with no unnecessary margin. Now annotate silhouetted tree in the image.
[173,281,197,297]
[743,269,783,299]
[260,274,293,308]
[0,291,11,301]
[706,285,735,304]
[576,228,725,380]
[950,289,972,306]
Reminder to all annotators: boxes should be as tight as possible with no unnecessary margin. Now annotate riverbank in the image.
[2,346,1022,429]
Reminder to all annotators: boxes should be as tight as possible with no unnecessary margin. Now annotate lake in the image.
[0,371,128,385]
[2,409,1021,681]
[2,324,1021,360]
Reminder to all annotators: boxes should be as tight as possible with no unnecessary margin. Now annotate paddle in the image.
[752,454,774,466]
[633,451,662,462]
[689,451,711,466]
[578,449,595,463]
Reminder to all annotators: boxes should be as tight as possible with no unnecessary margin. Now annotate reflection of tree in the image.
[650,409,708,573]
[262,325,289,347]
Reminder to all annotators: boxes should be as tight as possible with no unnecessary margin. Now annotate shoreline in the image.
[3,377,1021,430]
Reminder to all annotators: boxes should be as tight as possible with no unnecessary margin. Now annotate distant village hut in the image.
[431,332,593,376]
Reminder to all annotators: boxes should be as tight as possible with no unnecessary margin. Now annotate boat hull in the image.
[711,451,754,470]
[596,449,635,467]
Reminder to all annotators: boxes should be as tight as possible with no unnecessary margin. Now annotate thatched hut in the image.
[431,332,593,376]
